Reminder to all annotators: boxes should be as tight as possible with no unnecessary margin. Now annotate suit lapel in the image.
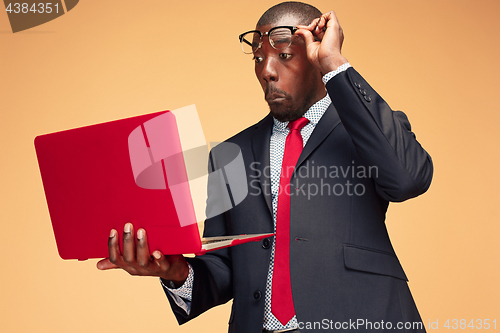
[296,103,341,170]
[251,114,274,214]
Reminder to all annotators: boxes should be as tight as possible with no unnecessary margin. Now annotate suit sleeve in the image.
[326,67,433,202]
[164,149,234,324]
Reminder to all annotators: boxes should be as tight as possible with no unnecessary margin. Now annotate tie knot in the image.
[288,117,309,131]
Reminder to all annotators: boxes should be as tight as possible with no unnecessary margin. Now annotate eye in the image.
[253,56,263,64]
[279,53,292,60]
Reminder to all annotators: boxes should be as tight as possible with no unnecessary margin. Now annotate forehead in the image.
[255,14,301,32]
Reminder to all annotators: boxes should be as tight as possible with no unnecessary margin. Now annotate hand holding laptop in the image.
[35,105,273,261]
[96,223,189,287]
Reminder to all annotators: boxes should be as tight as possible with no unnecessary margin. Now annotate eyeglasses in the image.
[238,26,298,54]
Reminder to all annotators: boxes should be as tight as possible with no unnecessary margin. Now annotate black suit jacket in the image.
[165,67,433,332]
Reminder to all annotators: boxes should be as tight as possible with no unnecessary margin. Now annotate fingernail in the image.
[137,229,144,240]
[109,229,116,238]
[124,223,131,233]
[153,251,161,260]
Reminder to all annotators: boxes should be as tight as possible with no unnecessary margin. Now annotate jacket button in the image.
[262,238,271,249]
[253,290,262,300]
[359,88,367,95]
[354,82,361,88]
[364,95,372,102]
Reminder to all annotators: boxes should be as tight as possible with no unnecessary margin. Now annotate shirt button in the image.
[253,290,262,300]
[262,238,271,249]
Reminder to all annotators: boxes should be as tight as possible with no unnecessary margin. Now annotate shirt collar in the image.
[272,93,331,131]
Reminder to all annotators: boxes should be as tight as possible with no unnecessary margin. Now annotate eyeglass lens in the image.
[241,27,293,54]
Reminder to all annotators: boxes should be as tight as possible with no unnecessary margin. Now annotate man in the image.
[97,2,433,332]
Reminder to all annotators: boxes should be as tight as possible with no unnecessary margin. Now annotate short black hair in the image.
[257,1,322,27]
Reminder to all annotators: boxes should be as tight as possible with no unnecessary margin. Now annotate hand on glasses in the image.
[295,11,349,75]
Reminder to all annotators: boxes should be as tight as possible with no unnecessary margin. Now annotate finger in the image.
[96,258,120,270]
[316,13,327,32]
[153,251,171,273]
[329,10,341,26]
[324,10,341,32]
[314,25,326,41]
[297,17,319,32]
[295,28,316,46]
[325,11,344,46]
[136,228,152,268]
[308,17,320,31]
[108,229,122,265]
[318,11,339,32]
[122,222,136,264]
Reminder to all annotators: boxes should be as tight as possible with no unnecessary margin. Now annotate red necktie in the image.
[271,117,309,325]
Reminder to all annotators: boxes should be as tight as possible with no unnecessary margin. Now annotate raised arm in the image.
[297,11,433,201]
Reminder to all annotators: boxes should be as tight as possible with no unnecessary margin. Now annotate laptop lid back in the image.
[35,110,202,260]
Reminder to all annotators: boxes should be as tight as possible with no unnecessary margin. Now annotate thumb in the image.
[96,258,119,270]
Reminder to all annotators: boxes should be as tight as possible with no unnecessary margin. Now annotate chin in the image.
[269,103,303,123]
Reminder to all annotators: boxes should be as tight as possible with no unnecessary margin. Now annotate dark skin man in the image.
[97,10,349,287]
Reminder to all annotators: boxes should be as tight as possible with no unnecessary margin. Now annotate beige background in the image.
[1,0,499,332]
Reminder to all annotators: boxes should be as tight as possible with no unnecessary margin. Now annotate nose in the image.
[260,57,278,83]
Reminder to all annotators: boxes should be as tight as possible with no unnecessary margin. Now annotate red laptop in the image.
[34,105,272,260]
